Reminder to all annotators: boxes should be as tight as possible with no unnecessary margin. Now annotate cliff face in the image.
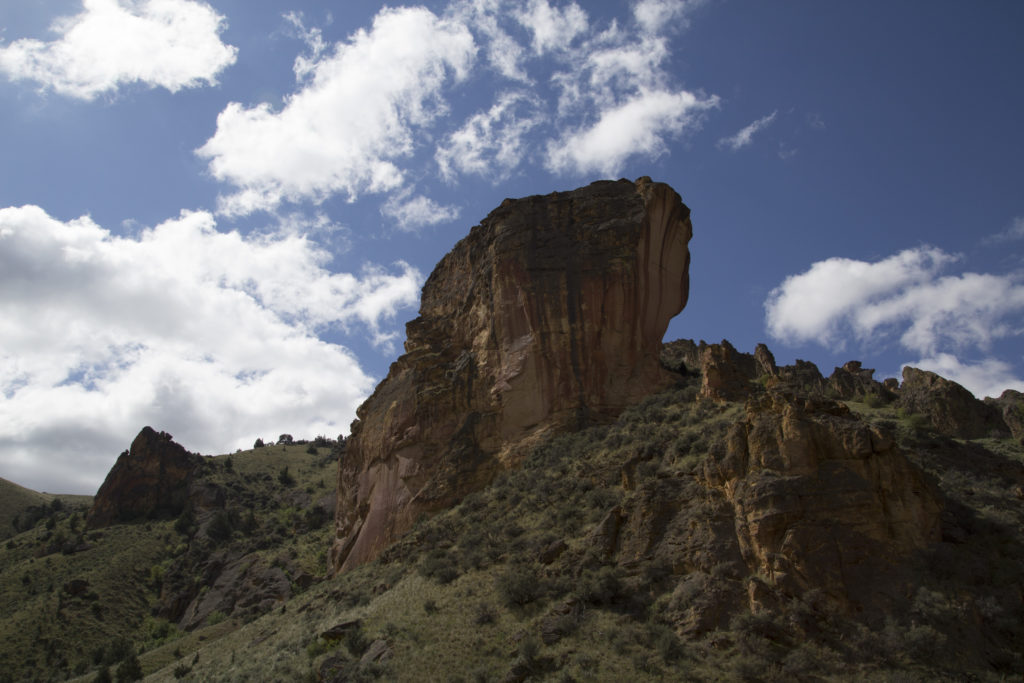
[87,427,201,529]
[332,178,692,571]
[702,391,941,611]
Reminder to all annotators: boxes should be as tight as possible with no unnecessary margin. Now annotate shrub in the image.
[254,438,265,449]
[114,652,142,682]
[497,563,544,606]
[278,466,295,487]
[419,549,460,584]
[474,602,497,625]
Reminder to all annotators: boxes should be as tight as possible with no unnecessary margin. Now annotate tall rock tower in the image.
[332,178,692,571]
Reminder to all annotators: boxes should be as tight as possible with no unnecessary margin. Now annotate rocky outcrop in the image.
[828,361,895,401]
[898,367,1010,439]
[986,389,1024,441]
[332,178,692,571]
[702,391,942,610]
[173,550,291,630]
[700,340,766,401]
[87,427,202,529]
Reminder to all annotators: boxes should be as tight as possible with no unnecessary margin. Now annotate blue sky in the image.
[1,0,1023,493]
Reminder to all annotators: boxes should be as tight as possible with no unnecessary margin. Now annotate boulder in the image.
[332,178,692,571]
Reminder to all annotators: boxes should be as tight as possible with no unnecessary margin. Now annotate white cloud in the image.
[764,247,957,349]
[197,6,476,216]
[0,205,422,493]
[541,5,718,175]
[546,88,717,175]
[381,192,461,232]
[515,0,588,55]
[633,0,704,34]
[718,110,778,151]
[449,0,530,81]
[983,216,1024,245]
[436,91,544,181]
[0,0,237,100]
[909,354,1024,401]
[765,246,1024,398]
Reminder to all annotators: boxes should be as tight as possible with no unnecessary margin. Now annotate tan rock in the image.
[702,390,942,609]
[332,178,693,571]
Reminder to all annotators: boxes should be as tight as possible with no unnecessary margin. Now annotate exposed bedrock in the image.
[332,178,692,571]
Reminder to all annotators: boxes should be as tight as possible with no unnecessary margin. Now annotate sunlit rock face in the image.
[332,177,693,571]
[701,391,942,611]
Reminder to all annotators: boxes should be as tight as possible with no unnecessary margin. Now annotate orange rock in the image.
[332,178,693,571]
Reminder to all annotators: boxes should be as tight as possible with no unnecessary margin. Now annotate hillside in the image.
[145,366,1019,681]
[0,355,1021,681]
[3,179,1023,682]
[0,437,340,682]
[0,477,91,541]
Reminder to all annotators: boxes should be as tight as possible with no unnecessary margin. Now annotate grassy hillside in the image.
[148,383,1019,682]
[3,378,1023,682]
[0,477,91,541]
[0,440,338,683]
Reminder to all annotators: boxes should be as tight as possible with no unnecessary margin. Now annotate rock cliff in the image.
[87,427,202,529]
[702,390,941,611]
[332,178,692,571]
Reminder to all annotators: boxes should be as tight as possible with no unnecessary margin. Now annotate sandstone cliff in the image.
[702,390,941,611]
[87,427,202,529]
[332,178,692,571]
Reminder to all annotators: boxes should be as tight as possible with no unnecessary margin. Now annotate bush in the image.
[114,652,142,682]
[419,549,460,584]
[497,563,544,606]
[278,466,295,487]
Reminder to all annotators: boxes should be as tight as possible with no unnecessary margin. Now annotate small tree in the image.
[115,651,142,682]
[277,433,294,445]
[253,438,265,449]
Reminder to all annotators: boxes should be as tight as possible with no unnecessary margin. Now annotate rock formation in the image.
[986,389,1024,441]
[87,427,202,529]
[898,367,1010,439]
[332,178,692,571]
[702,390,942,610]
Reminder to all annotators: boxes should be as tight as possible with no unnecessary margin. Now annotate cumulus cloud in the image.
[0,0,237,100]
[542,4,718,175]
[197,6,475,216]
[198,2,716,208]
[381,192,461,232]
[633,0,704,34]
[0,206,422,492]
[765,246,1024,398]
[718,110,778,151]
[514,0,588,55]
[547,89,716,175]
[436,91,544,181]
[765,247,956,349]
